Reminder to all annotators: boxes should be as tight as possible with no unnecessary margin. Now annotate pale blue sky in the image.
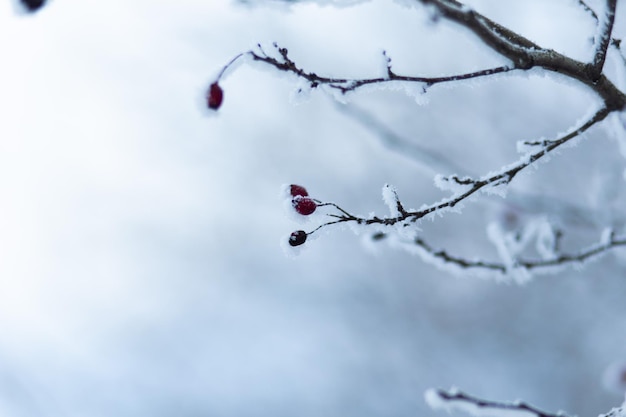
[1,1,625,416]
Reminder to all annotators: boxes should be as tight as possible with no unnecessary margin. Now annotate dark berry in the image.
[20,0,46,12]
[293,196,316,215]
[207,82,223,110]
[289,230,307,246]
[289,184,308,197]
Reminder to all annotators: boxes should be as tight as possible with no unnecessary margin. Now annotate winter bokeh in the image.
[1,0,626,416]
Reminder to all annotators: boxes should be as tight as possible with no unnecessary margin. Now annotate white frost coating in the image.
[347,213,379,236]
[378,49,392,79]
[487,222,531,284]
[591,2,612,64]
[323,83,351,104]
[280,186,317,224]
[433,174,469,194]
[600,228,615,245]
[387,234,505,280]
[535,218,556,260]
[480,180,509,198]
[424,389,448,411]
[481,105,602,198]
[402,81,430,106]
[354,80,430,105]
[382,184,401,217]
[487,222,515,268]
[601,408,626,417]
[516,138,546,154]
[492,216,556,261]
[289,81,314,105]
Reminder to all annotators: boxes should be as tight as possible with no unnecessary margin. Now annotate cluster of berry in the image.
[287,184,317,247]
[206,83,316,249]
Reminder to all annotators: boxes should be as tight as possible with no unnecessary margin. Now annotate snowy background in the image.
[1,0,626,416]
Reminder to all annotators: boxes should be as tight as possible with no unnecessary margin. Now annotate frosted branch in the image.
[425,388,568,417]
[589,0,617,80]
[578,0,599,21]
[415,0,541,69]
[248,43,514,94]
[366,228,626,275]
[218,0,626,277]
[412,0,626,109]
[301,107,611,229]
[600,406,626,417]
[218,1,626,109]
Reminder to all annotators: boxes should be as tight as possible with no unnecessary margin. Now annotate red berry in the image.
[289,230,307,246]
[207,82,223,110]
[293,196,317,215]
[289,184,308,197]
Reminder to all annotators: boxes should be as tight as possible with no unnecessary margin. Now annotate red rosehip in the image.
[289,230,307,246]
[289,184,308,197]
[207,82,223,110]
[293,196,317,215]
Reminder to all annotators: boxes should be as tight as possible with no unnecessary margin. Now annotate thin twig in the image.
[369,230,626,273]
[318,107,610,228]
[578,0,599,21]
[589,0,618,80]
[429,388,569,417]
[249,46,514,93]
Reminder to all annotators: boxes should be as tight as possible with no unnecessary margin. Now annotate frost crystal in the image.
[382,184,401,216]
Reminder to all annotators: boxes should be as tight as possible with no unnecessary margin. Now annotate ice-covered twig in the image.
[336,102,606,231]
[417,0,541,69]
[589,0,617,80]
[425,388,568,417]
[600,407,626,417]
[295,107,611,229]
[248,43,514,94]
[225,2,626,108]
[414,0,626,108]
[578,0,599,21]
[368,228,626,274]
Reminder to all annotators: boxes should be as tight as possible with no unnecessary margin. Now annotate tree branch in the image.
[578,0,599,21]
[416,0,542,68]
[249,45,514,93]
[237,0,626,110]
[422,231,625,273]
[414,0,626,109]
[426,388,569,417]
[226,1,626,276]
[310,107,610,228]
[589,0,618,81]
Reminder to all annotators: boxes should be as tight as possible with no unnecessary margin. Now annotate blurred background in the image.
[1,0,626,416]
